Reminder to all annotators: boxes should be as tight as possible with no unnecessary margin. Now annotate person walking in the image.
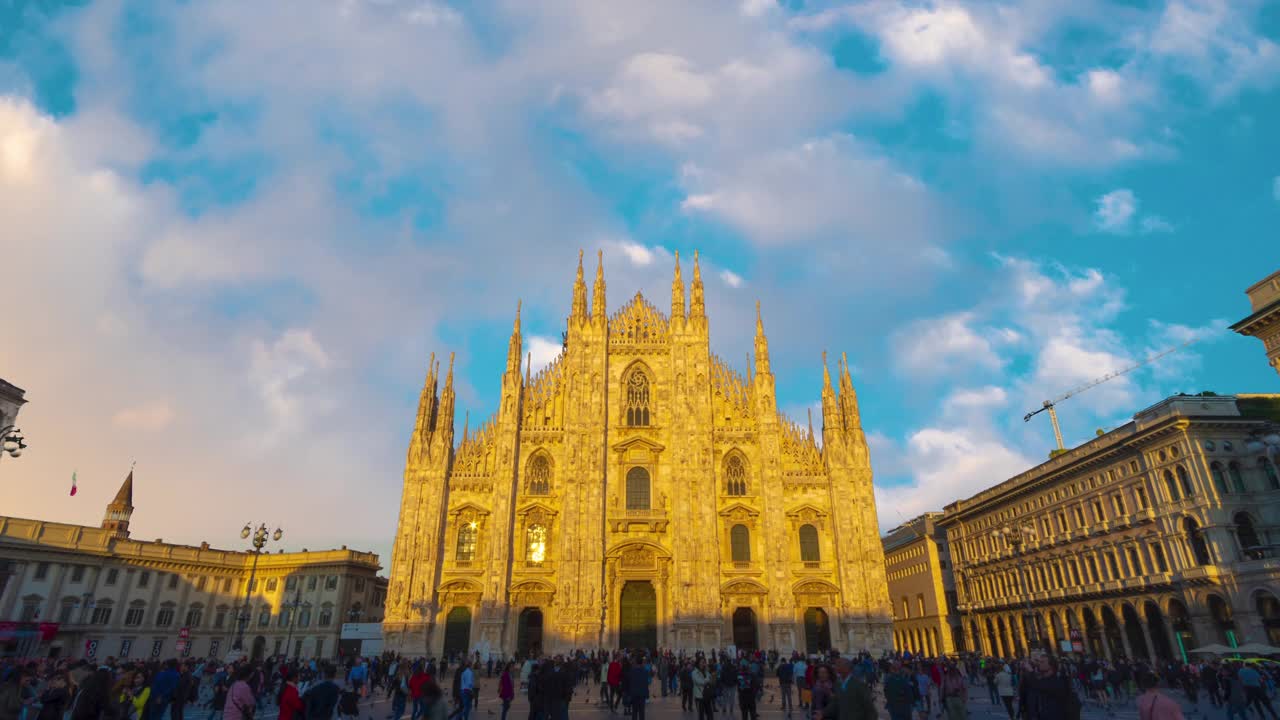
[1020,656,1079,720]
[301,665,342,720]
[627,656,652,720]
[777,659,795,715]
[1136,672,1185,720]
[693,659,716,720]
[940,666,967,720]
[1237,662,1279,720]
[882,662,915,720]
[220,668,254,720]
[499,662,515,720]
[277,669,303,720]
[995,665,1016,720]
[820,659,875,720]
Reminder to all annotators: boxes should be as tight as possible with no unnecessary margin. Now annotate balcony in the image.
[1132,508,1156,524]
[608,507,669,533]
[1176,565,1222,584]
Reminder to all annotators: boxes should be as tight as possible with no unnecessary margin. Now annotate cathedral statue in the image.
[382,250,892,657]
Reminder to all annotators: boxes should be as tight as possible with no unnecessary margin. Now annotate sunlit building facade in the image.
[0,472,385,660]
[383,251,892,658]
[883,513,960,656]
[942,394,1280,661]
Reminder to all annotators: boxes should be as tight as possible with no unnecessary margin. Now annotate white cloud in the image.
[1147,0,1280,101]
[720,269,744,288]
[891,312,1004,377]
[111,401,175,432]
[942,386,1008,413]
[616,241,669,267]
[526,336,563,375]
[1140,215,1175,233]
[1095,189,1137,232]
[249,328,332,443]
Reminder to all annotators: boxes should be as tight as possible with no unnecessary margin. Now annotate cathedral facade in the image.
[383,251,891,658]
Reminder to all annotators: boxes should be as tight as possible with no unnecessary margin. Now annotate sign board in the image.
[151,639,164,658]
[1069,628,1084,653]
[85,639,99,659]
[340,623,384,640]
[179,627,190,640]
[209,639,221,658]
[1059,640,1072,653]
[119,638,133,658]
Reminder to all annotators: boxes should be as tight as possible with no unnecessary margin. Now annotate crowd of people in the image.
[0,648,1277,720]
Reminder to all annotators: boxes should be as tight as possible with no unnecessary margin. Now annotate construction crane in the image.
[1024,339,1196,451]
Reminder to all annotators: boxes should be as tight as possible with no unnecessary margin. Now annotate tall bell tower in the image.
[102,470,134,538]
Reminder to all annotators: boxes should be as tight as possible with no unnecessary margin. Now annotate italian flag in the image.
[70,471,77,497]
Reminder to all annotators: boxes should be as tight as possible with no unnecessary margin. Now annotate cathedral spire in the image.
[413,352,437,434]
[689,250,706,323]
[753,300,771,376]
[461,410,470,443]
[570,249,588,323]
[670,250,686,323]
[506,300,523,376]
[808,407,815,441]
[840,351,862,429]
[592,250,607,323]
[526,351,532,383]
[822,350,839,432]
[437,352,456,438]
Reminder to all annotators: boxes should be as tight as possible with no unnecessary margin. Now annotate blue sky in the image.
[2,0,1277,563]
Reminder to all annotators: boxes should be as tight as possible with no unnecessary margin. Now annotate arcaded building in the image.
[942,394,1280,661]
[383,251,892,658]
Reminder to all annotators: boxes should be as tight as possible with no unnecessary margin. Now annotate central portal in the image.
[618,581,658,651]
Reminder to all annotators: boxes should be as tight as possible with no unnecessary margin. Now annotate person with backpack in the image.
[336,685,360,720]
[301,665,341,720]
[1021,655,1080,720]
[220,668,254,720]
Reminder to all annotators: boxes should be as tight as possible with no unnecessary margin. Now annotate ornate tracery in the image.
[526,454,551,495]
[626,370,651,427]
[725,454,748,496]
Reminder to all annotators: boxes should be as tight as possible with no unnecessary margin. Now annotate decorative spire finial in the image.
[689,249,705,320]
[671,250,686,321]
[526,351,532,382]
[571,249,588,321]
[592,250,607,321]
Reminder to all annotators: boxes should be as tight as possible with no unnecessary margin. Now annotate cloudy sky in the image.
[2,0,1276,565]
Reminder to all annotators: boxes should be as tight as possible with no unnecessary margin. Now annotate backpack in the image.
[338,690,359,716]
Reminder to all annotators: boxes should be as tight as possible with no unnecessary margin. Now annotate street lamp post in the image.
[233,523,283,653]
[1,425,27,459]
[994,524,1040,654]
[283,588,303,660]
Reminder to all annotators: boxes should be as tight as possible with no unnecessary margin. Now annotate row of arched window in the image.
[520,452,758,498]
[456,521,824,565]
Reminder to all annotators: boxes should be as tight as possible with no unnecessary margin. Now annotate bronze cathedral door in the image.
[618,581,657,651]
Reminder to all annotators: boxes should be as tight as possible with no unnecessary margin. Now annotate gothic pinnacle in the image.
[822,350,833,392]
[671,250,686,320]
[592,250,607,321]
[689,249,705,319]
[571,249,588,321]
[526,351,532,383]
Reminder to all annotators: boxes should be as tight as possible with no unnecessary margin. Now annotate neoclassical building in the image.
[1232,268,1280,378]
[942,394,1280,661]
[0,473,386,660]
[883,513,960,656]
[383,251,891,658]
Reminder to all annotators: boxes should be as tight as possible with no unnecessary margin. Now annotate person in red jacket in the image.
[277,669,304,720]
[608,655,624,712]
[409,665,432,720]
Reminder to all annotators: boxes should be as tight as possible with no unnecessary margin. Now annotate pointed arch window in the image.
[526,455,551,495]
[456,523,477,562]
[625,467,651,510]
[799,524,820,563]
[725,455,748,496]
[625,370,651,426]
[730,524,751,563]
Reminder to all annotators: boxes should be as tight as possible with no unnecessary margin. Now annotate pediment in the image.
[718,502,761,518]
[447,502,491,518]
[792,579,839,595]
[515,501,560,518]
[785,503,828,519]
[439,580,482,593]
[611,436,666,454]
[721,579,768,595]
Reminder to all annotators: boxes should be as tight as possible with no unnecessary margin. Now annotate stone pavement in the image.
[183,676,1228,720]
